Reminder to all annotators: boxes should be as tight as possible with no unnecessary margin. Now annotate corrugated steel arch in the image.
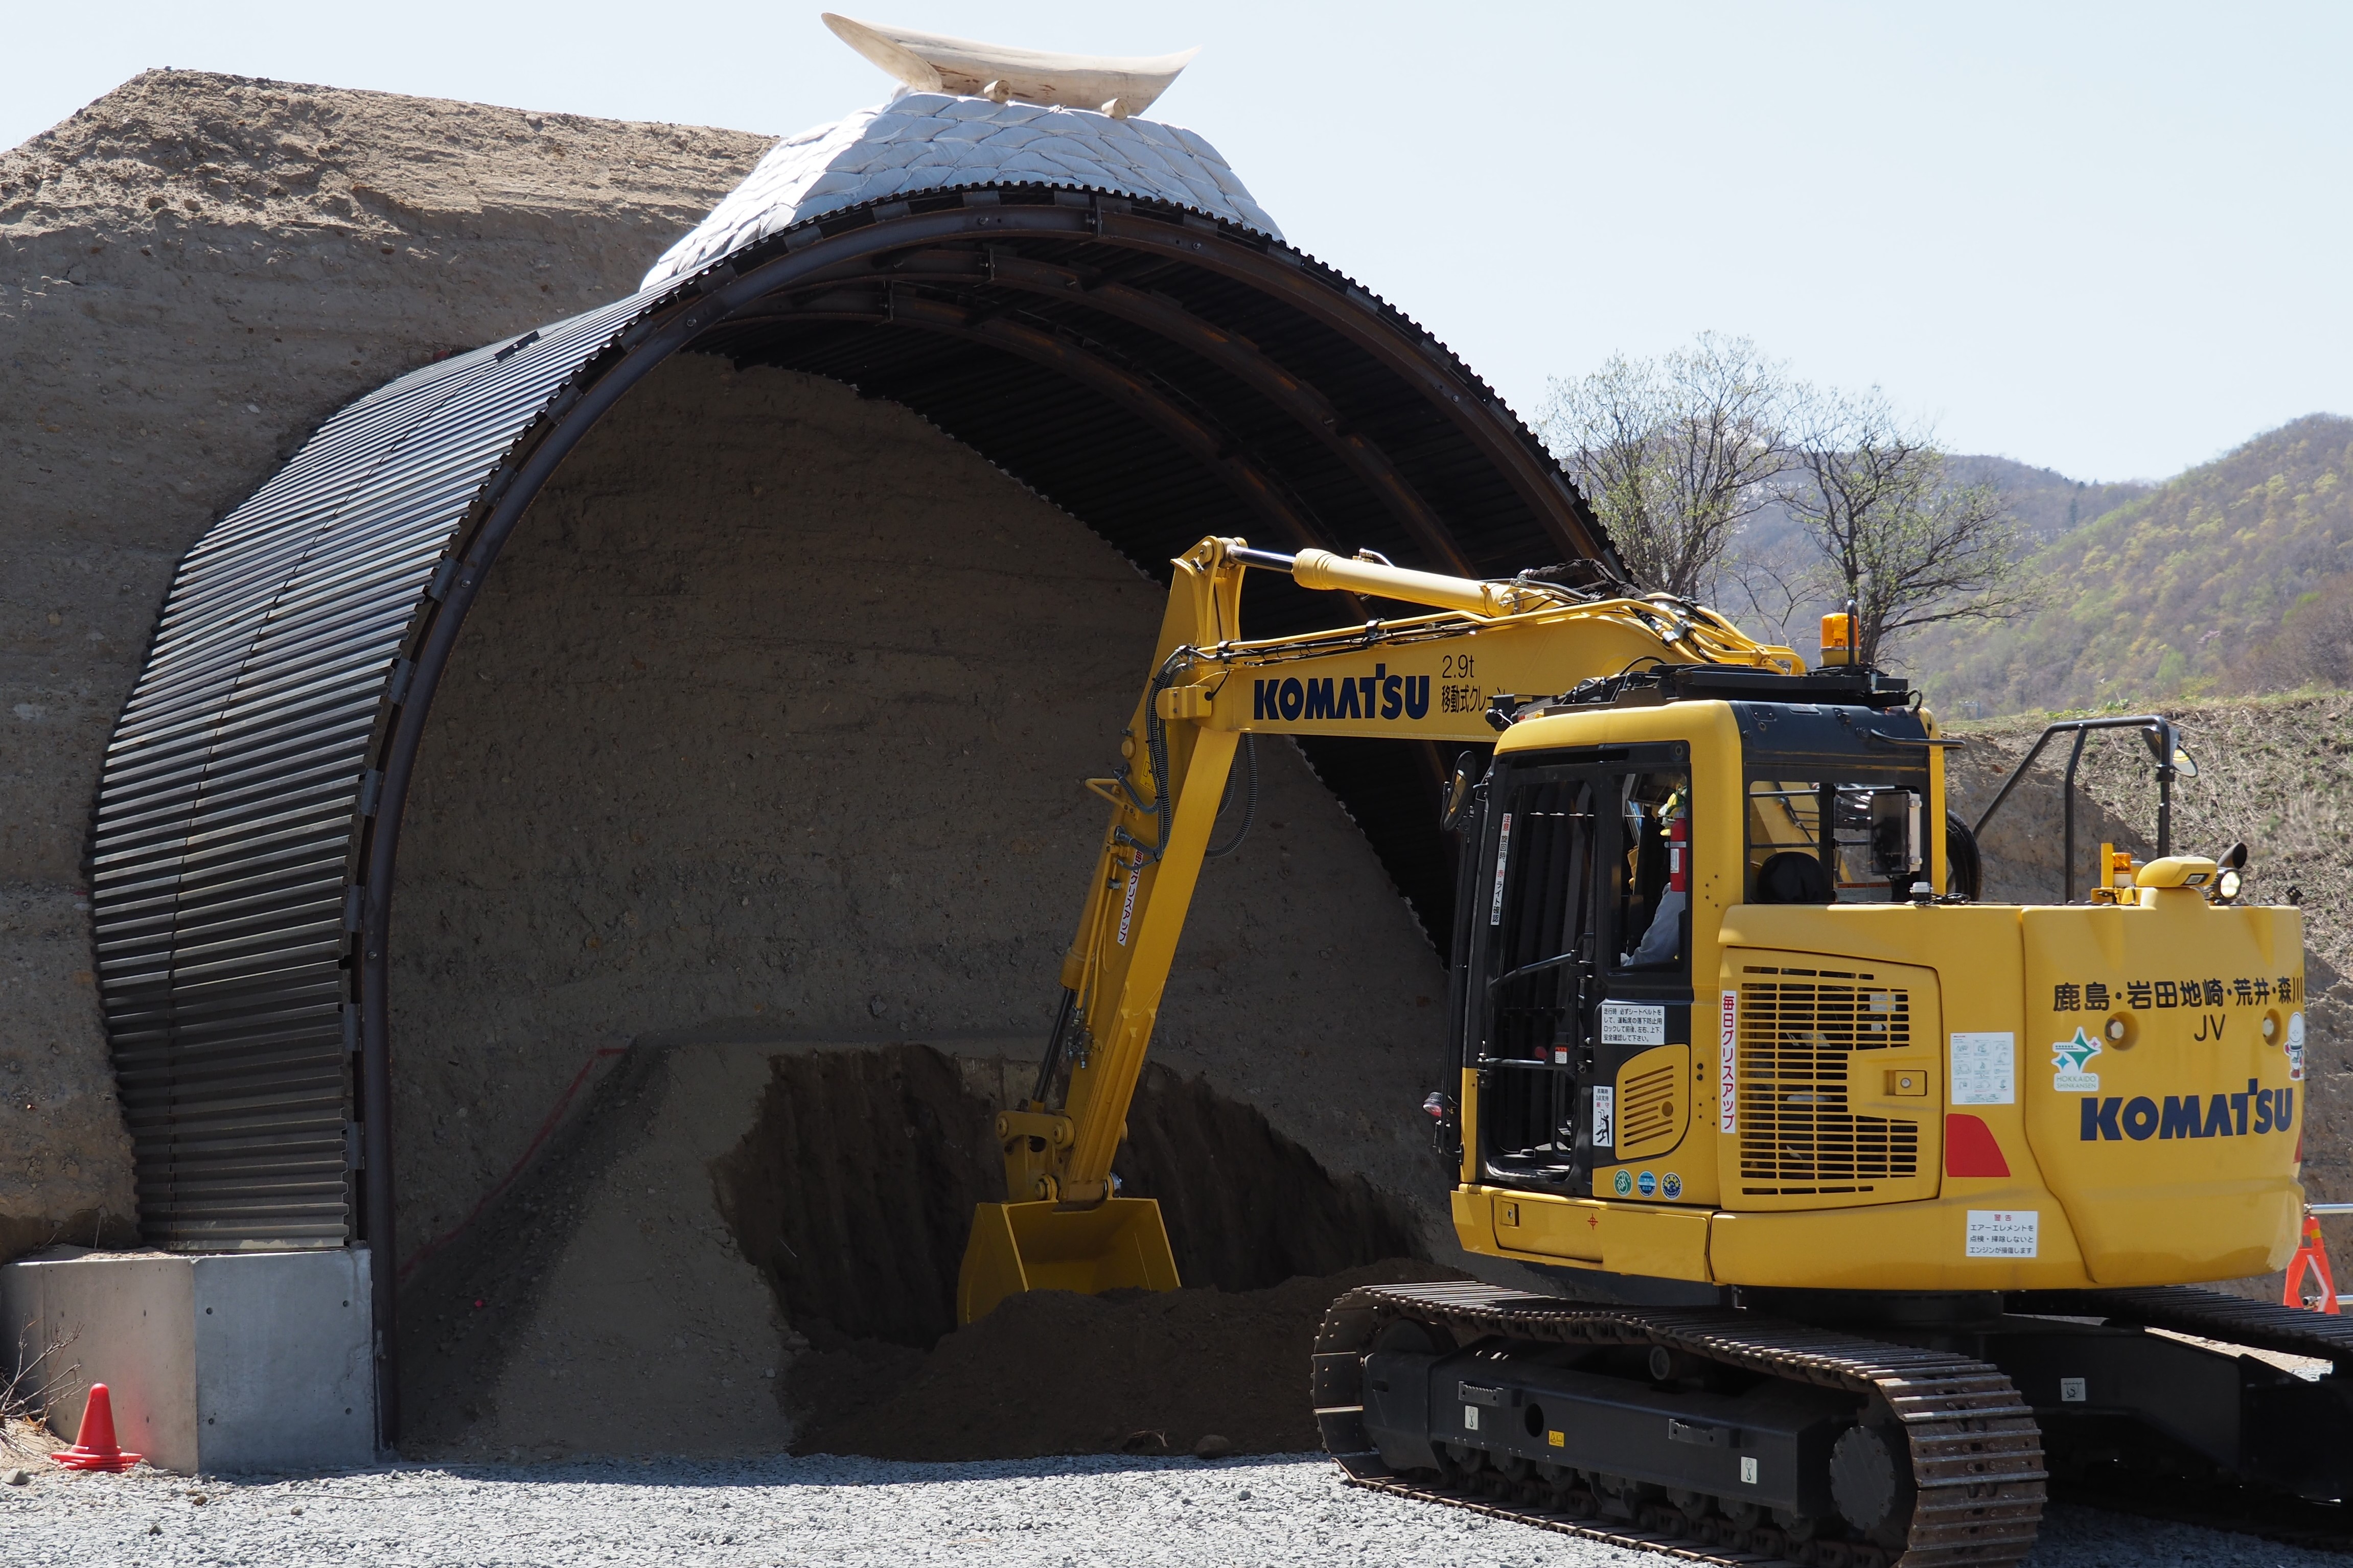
[87,185,1617,1440]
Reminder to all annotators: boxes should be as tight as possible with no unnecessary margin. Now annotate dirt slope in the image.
[0,68,771,1255]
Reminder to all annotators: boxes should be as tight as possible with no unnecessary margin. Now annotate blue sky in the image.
[13,2,2348,482]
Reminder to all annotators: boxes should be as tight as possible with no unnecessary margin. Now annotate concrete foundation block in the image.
[1,1248,376,1473]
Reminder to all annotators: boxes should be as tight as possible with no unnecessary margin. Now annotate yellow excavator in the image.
[957,535,2339,1565]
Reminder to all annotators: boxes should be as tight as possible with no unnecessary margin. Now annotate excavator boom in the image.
[957,535,1802,1321]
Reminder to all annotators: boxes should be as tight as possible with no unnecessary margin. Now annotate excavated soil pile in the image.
[710,1044,1439,1460]
[711,1045,1425,1355]
[792,1259,1459,1461]
[395,1040,1436,1459]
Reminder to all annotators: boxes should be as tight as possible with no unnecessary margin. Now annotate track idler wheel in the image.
[1829,1421,1918,1550]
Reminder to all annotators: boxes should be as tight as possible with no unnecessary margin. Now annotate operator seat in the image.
[1756,850,1834,905]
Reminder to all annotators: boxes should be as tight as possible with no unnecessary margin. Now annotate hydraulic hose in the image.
[1114,651,1188,867]
[1205,735,1258,859]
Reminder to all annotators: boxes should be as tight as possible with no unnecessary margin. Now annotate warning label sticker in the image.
[1949,1033,2015,1106]
[1965,1209,2040,1259]
[1489,815,1513,926]
[1600,1002,1666,1046]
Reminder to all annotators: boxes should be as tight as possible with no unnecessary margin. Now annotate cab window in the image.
[1746,779,1925,903]
[1611,771,1691,972]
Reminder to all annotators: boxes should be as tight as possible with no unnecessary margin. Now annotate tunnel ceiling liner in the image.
[87,179,1618,1429]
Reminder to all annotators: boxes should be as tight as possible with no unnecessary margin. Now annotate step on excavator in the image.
[955,535,2342,1566]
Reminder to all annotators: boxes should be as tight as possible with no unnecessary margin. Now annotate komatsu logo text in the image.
[2079,1081,2296,1140]
[1253,665,1431,723]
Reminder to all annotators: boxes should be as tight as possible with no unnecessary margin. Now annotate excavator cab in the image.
[1452,675,1949,1220]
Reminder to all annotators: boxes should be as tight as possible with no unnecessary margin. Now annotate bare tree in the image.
[1780,387,2034,666]
[1541,333,1788,598]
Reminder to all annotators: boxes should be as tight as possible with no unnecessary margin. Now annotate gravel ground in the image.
[0,1452,2334,1568]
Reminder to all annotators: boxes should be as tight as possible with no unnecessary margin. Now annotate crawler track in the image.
[2011,1283,2353,1367]
[1313,1281,2046,1568]
[2012,1284,2353,1552]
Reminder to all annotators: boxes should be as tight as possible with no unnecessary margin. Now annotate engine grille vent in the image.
[1616,1060,1681,1157]
[1737,967,1919,1195]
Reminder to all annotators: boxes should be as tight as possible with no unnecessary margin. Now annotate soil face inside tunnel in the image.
[381,347,1459,1455]
[388,350,1452,1271]
[710,1043,1433,1457]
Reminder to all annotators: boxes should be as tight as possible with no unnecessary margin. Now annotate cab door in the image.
[1466,744,1693,1195]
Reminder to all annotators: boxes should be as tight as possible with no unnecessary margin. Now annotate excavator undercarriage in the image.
[1320,1281,2045,1568]
[1316,1283,2353,1564]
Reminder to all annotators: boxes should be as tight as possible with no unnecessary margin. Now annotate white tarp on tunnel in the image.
[641,92,1282,289]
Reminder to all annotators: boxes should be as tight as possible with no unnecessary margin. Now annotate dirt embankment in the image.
[1,68,770,1257]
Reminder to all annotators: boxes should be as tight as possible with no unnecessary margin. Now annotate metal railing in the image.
[1973,716,2181,902]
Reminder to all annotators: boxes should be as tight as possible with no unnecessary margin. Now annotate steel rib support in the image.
[826,248,1477,575]
[976,251,1476,575]
[873,287,1330,554]
[1088,209,1611,572]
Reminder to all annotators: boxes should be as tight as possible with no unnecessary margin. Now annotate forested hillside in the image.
[1897,415,2352,713]
[1712,456,2153,655]
[1944,455,2152,546]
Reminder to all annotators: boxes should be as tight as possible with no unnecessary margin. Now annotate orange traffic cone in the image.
[2285,1212,2340,1314]
[51,1383,141,1472]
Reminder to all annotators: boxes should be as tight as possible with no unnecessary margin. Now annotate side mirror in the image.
[1439,756,1480,835]
[2144,726,2200,778]
[1868,790,1923,878]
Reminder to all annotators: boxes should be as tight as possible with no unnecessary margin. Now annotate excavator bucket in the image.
[956,1198,1180,1324]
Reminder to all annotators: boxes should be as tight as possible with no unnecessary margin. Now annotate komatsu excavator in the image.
[956,535,2343,1566]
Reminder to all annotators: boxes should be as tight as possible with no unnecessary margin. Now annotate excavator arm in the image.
[955,535,1802,1322]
